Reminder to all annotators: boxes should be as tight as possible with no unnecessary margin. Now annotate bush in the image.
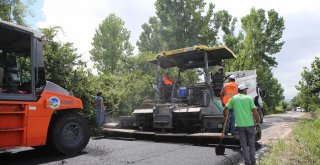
[292,110,320,164]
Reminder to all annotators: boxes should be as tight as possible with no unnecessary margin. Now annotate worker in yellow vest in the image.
[220,75,238,136]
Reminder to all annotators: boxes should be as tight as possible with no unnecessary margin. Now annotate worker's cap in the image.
[238,84,248,90]
[228,75,236,80]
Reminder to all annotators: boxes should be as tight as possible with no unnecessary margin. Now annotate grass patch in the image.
[260,110,320,164]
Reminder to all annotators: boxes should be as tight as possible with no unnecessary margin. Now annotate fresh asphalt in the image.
[0,136,245,165]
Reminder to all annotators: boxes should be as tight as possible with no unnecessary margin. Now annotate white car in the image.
[296,107,302,112]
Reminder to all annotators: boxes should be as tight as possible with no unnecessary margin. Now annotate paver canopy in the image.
[149,45,237,69]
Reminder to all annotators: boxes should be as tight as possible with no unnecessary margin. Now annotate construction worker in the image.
[223,84,260,165]
[220,74,238,135]
[162,72,173,85]
[162,73,174,101]
[94,92,105,129]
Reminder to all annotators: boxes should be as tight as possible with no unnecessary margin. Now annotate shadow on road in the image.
[0,148,87,165]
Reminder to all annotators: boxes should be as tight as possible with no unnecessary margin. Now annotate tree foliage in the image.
[296,57,320,111]
[219,8,285,113]
[137,0,218,92]
[0,0,34,25]
[223,8,285,71]
[257,67,284,113]
[40,27,95,120]
[137,0,221,53]
[90,13,134,74]
[89,14,159,116]
[240,9,284,69]
[85,54,156,117]
[137,17,166,53]
[41,27,82,87]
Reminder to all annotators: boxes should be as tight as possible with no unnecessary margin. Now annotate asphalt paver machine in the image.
[104,45,261,142]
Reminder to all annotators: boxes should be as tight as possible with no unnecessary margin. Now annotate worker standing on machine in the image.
[220,75,238,136]
[162,72,173,85]
[162,73,174,101]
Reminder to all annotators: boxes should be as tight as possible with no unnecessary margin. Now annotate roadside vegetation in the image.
[261,57,320,164]
[294,56,320,112]
[274,101,292,114]
[260,109,320,164]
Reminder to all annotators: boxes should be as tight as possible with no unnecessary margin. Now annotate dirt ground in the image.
[259,111,308,144]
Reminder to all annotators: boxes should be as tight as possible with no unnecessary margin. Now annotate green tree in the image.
[0,0,34,25]
[257,67,284,113]
[291,95,299,107]
[41,26,96,123]
[137,17,167,53]
[137,0,217,90]
[137,0,220,53]
[296,57,320,111]
[226,8,285,71]
[214,10,241,72]
[90,61,155,116]
[90,13,134,74]
[41,27,83,88]
[219,8,285,113]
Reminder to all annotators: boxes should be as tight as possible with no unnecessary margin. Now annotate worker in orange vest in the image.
[220,75,238,136]
[162,73,174,101]
[162,72,173,85]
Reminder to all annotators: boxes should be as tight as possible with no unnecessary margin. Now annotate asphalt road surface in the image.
[0,138,242,165]
[0,111,306,165]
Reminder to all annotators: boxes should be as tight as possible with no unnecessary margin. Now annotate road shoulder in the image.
[256,111,309,162]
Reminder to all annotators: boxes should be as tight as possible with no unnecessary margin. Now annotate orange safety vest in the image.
[163,75,173,85]
[222,82,238,105]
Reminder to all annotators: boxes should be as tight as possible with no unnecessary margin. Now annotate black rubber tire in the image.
[49,112,90,155]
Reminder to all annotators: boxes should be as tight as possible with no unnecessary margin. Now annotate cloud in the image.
[38,0,156,63]
[209,0,320,17]
[272,11,320,100]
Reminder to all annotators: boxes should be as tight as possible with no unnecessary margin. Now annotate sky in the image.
[26,0,320,100]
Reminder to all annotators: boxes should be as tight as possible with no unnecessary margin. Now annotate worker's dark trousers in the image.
[237,126,256,165]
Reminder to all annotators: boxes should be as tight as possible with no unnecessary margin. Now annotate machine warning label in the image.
[49,96,60,109]
[29,106,37,110]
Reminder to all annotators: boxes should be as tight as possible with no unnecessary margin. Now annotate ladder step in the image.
[155,114,171,117]
[154,121,169,124]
